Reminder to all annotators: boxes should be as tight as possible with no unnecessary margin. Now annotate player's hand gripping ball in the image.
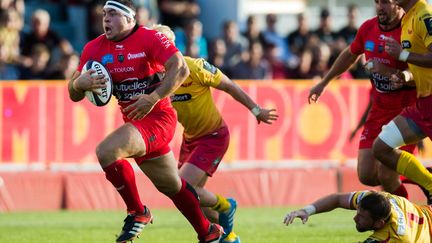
[82,60,113,106]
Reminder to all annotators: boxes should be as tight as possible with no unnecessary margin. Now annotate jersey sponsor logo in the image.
[401,40,411,49]
[101,54,114,65]
[113,76,160,101]
[110,66,135,73]
[171,93,192,102]
[371,72,403,92]
[155,32,172,49]
[389,198,406,235]
[127,52,146,60]
[365,41,375,52]
[423,17,432,35]
[202,60,217,74]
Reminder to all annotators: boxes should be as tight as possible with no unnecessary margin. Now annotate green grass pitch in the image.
[0,207,369,242]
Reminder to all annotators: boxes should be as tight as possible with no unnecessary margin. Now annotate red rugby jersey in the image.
[350,17,411,93]
[78,25,179,116]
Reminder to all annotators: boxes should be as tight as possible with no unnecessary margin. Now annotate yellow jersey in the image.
[351,191,432,242]
[400,0,432,97]
[171,57,224,139]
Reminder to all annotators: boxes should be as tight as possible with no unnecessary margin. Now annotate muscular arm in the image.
[322,47,360,85]
[216,74,258,111]
[68,71,86,102]
[308,47,360,103]
[154,52,190,100]
[215,74,278,124]
[405,44,432,67]
[283,193,353,226]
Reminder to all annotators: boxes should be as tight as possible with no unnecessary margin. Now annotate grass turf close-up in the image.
[0,207,369,242]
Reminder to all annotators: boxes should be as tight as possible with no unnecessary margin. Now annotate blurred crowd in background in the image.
[0,0,370,81]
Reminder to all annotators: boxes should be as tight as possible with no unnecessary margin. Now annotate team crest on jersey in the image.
[423,17,432,35]
[365,41,374,52]
[101,54,114,65]
[118,54,124,63]
[202,60,217,74]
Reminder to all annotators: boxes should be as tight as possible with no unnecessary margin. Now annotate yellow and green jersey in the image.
[351,191,432,242]
[171,56,224,139]
[401,0,432,97]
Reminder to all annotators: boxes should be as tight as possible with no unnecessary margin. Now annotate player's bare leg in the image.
[140,153,223,242]
[357,149,380,187]
[180,163,240,242]
[96,123,150,242]
[373,115,432,203]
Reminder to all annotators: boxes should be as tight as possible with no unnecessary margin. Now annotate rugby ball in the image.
[82,60,113,106]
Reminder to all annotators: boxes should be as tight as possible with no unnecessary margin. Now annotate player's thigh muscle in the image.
[139,152,181,196]
[97,123,146,160]
[357,148,380,185]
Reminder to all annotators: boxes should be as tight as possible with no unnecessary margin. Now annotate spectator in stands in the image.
[263,43,290,79]
[19,44,51,80]
[231,41,271,80]
[21,9,73,68]
[260,13,292,63]
[208,38,229,74]
[157,0,200,30]
[313,8,337,47]
[335,5,368,79]
[287,13,311,57]
[296,35,331,79]
[46,52,79,80]
[221,20,247,73]
[136,5,154,27]
[175,19,208,59]
[0,0,24,17]
[0,9,21,65]
[242,15,263,46]
[338,4,359,44]
[88,3,104,40]
[0,41,19,80]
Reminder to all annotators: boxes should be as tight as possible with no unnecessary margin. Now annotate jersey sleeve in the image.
[350,191,372,209]
[188,58,223,87]
[77,43,92,72]
[350,20,369,55]
[144,29,179,65]
[417,8,432,48]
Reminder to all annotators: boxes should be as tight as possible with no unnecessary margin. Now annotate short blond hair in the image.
[151,24,175,43]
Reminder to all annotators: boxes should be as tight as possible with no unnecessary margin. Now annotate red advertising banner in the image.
[1,80,430,167]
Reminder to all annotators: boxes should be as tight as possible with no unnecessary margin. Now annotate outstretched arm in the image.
[215,74,278,124]
[308,47,360,103]
[283,193,353,226]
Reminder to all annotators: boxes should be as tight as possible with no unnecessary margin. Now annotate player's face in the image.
[375,0,401,25]
[353,208,376,232]
[102,8,130,41]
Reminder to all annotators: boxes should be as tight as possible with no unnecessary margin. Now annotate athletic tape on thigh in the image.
[378,121,406,149]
